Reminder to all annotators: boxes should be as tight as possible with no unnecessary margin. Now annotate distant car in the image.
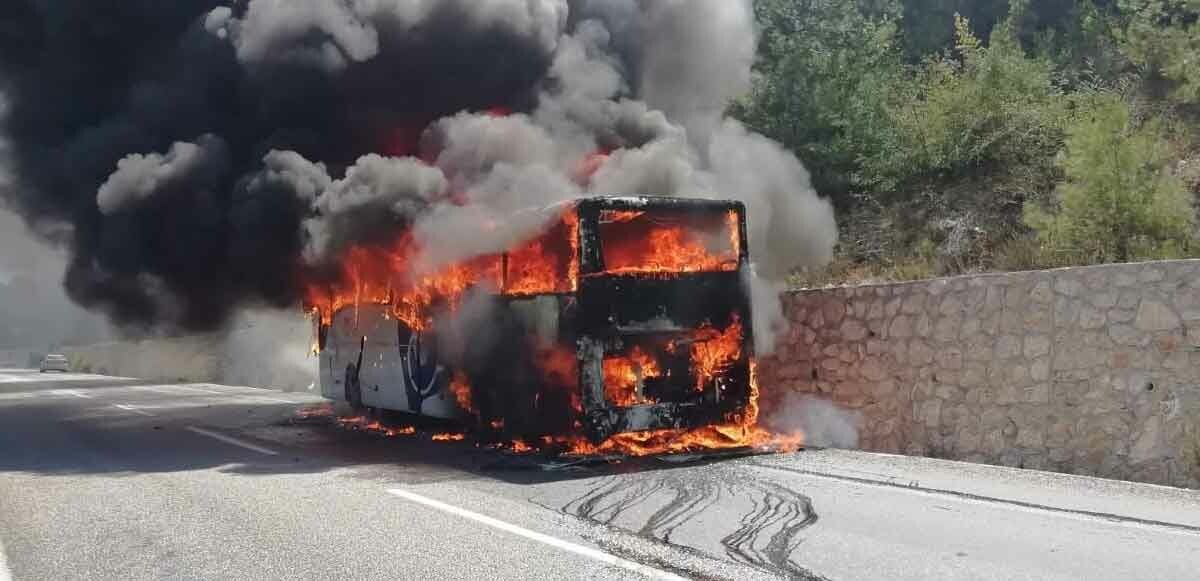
[39,354,69,373]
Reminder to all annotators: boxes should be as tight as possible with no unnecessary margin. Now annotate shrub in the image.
[1024,93,1198,263]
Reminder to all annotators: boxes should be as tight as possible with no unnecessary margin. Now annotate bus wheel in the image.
[345,364,364,411]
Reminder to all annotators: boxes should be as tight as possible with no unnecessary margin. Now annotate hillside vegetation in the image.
[732,0,1200,286]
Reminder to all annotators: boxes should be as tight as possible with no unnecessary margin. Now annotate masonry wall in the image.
[758,259,1200,489]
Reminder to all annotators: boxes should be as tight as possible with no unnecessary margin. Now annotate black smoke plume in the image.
[0,0,837,343]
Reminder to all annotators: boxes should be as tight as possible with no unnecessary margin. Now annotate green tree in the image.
[1116,0,1200,105]
[866,12,1067,195]
[1025,94,1196,263]
[732,0,909,203]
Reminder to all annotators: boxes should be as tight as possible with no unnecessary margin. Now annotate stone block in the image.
[840,319,868,341]
[1109,324,1150,348]
[1113,270,1139,287]
[984,285,1004,313]
[962,363,987,387]
[908,341,935,365]
[1023,383,1050,404]
[919,399,942,426]
[915,314,933,337]
[1117,290,1141,310]
[933,314,962,343]
[935,348,964,371]
[1030,358,1050,382]
[1054,277,1083,297]
[995,335,1021,360]
[1138,266,1165,283]
[1024,335,1051,359]
[901,293,927,315]
[939,293,964,315]
[859,358,887,382]
[1029,280,1053,304]
[890,315,914,338]
[823,300,847,326]
[1135,300,1181,331]
[1089,289,1118,309]
[1078,304,1107,329]
[884,297,903,318]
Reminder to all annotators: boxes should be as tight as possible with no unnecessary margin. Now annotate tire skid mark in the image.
[556,470,820,579]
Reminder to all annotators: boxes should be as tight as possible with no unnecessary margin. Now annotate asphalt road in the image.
[1,368,1198,580]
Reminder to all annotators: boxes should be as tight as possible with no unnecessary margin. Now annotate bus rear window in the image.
[503,212,580,295]
[598,208,740,275]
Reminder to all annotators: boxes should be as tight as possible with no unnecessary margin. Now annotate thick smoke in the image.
[0,0,836,344]
[763,392,861,450]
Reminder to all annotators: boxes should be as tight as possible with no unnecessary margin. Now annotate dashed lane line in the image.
[185,427,279,456]
[0,534,14,581]
[113,404,157,417]
[386,489,687,581]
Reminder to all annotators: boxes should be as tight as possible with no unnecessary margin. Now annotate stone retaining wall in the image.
[758,259,1200,488]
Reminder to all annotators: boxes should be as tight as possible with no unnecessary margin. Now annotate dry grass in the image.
[788,255,938,289]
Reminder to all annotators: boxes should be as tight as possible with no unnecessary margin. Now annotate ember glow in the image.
[449,372,474,415]
[338,416,417,437]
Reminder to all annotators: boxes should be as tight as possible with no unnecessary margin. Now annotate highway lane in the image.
[0,368,1198,580]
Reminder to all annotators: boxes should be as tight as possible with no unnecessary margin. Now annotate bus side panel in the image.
[322,305,460,419]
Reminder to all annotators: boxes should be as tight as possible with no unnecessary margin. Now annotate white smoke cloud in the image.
[96,135,230,215]
[637,0,757,147]
[764,392,861,450]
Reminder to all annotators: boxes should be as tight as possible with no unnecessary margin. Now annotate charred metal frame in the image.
[568,196,756,442]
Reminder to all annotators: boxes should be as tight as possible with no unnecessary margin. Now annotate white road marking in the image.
[185,427,279,456]
[170,385,226,396]
[246,396,296,404]
[386,489,687,581]
[137,385,295,403]
[53,389,91,399]
[0,535,14,581]
[113,404,156,417]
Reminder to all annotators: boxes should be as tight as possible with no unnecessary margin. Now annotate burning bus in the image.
[307,195,777,451]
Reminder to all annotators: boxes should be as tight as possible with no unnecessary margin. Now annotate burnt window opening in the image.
[502,214,579,296]
[596,208,740,275]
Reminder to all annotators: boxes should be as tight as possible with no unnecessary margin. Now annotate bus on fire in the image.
[307,196,758,445]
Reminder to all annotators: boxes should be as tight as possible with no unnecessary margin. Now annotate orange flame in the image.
[509,440,535,453]
[598,209,739,275]
[449,372,475,415]
[563,361,803,456]
[338,416,417,437]
[688,316,744,392]
[306,210,578,328]
[602,346,662,407]
[432,433,466,442]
